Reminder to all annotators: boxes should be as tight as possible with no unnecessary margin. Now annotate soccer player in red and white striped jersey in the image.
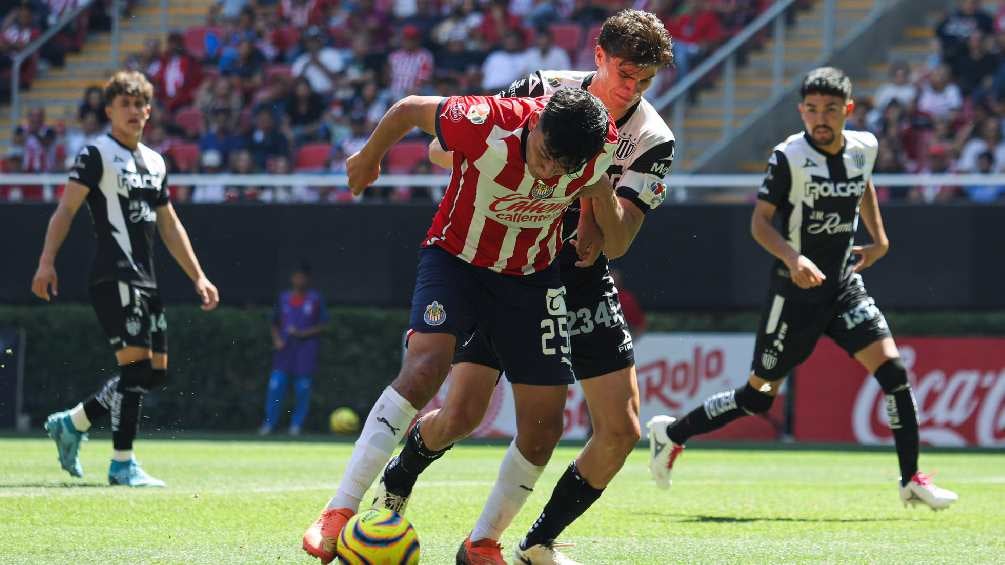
[302,88,617,564]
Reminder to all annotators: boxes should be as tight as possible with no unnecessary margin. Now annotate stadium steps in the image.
[674,0,939,173]
[0,0,211,149]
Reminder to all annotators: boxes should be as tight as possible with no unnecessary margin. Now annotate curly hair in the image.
[103,70,155,106]
[598,9,674,69]
[800,67,853,101]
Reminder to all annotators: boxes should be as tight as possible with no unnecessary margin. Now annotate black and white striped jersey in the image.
[69,133,169,289]
[758,130,879,300]
[500,69,676,280]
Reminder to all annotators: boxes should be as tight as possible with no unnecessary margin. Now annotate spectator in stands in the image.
[196,75,243,122]
[227,148,261,201]
[285,76,327,144]
[913,143,960,203]
[199,107,245,161]
[957,117,1005,172]
[523,27,571,75]
[431,0,484,50]
[155,31,204,113]
[479,0,524,49]
[916,65,962,122]
[664,0,724,79]
[612,269,647,339]
[1,3,41,69]
[336,0,391,51]
[338,34,382,96]
[63,110,105,167]
[221,37,266,96]
[292,25,343,96]
[125,37,162,79]
[872,61,917,115]
[22,125,63,173]
[387,24,433,97]
[191,148,228,204]
[963,150,1005,202]
[521,0,561,30]
[935,0,993,62]
[950,30,998,97]
[435,36,483,93]
[259,263,328,436]
[245,107,290,170]
[218,0,249,21]
[570,0,609,27]
[398,0,442,39]
[279,0,326,28]
[481,30,527,92]
[344,79,390,129]
[78,86,109,127]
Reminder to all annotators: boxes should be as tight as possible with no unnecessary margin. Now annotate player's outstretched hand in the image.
[851,243,888,273]
[31,263,58,302]
[346,150,381,196]
[195,277,220,311]
[788,255,826,289]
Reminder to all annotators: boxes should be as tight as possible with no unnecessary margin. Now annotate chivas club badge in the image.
[530,179,556,199]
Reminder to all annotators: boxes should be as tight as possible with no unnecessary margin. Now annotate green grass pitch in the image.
[1,436,1003,564]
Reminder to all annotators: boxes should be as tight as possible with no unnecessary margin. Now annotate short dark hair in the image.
[540,88,610,174]
[103,70,154,106]
[598,9,674,69]
[801,67,852,101]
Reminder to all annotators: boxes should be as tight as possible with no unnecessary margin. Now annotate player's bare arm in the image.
[589,187,646,260]
[428,139,452,169]
[852,180,890,273]
[751,200,825,289]
[347,95,443,195]
[31,180,90,301]
[156,203,219,311]
[572,197,605,268]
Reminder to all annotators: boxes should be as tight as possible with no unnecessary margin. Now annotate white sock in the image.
[327,386,417,511]
[68,403,91,432]
[112,450,133,462]
[470,440,545,543]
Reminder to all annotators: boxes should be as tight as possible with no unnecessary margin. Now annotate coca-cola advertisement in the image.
[421,333,780,440]
[796,338,1005,447]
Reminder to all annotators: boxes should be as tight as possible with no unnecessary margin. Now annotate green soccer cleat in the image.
[44,411,87,478]
[108,459,166,487]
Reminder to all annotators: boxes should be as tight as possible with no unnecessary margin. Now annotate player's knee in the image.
[117,359,154,394]
[735,383,774,415]
[438,404,482,443]
[594,415,642,454]
[516,418,563,465]
[873,358,909,394]
[394,353,450,406]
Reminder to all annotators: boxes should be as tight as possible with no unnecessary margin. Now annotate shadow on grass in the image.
[0,481,108,489]
[668,514,905,524]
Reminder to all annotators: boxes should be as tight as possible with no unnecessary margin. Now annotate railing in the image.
[1,173,1002,190]
[9,0,96,128]
[651,0,889,168]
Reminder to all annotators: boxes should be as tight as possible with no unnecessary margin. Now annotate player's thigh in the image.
[438,361,500,434]
[480,267,574,387]
[825,274,897,373]
[580,365,640,437]
[750,289,829,382]
[510,382,568,465]
[566,270,636,379]
[149,289,168,364]
[89,281,155,364]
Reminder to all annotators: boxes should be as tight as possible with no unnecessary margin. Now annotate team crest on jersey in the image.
[423,301,446,326]
[615,133,638,161]
[641,181,668,207]
[547,77,562,88]
[443,99,466,123]
[851,151,866,170]
[761,350,778,370]
[125,316,142,336]
[530,179,556,199]
[466,103,490,125]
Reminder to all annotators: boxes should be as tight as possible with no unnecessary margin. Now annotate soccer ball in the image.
[329,407,360,434]
[336,508,420,564]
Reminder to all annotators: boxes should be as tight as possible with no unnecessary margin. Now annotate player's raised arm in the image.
[156,202,219,311]
[31,180,90,301]
[347,95,443,195]
[852,180,890,272]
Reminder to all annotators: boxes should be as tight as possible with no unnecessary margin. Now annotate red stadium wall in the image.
[796,338,1005,448]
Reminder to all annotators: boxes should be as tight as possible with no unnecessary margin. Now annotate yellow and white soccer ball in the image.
[329,407,360,434]
[336,508,420,564]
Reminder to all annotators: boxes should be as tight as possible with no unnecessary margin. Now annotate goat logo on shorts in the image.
[530,179,555,199]
[467,103,490,125]
[125,316,142,336]
[761,350,778,370]
[423,301,446,326]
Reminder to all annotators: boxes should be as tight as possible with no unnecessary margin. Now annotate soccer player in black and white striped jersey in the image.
[31,71,219,487]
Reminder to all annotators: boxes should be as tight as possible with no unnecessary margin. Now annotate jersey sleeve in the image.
[435,95,497,155]
[155,171,170,207]
[616,138,676,213]
[67,145,102,191]
[581,119,620,187]
[498,71,546,98]
[757,149,792,206]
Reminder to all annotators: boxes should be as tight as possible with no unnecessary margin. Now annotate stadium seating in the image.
[384,141,428,174]
[168,143,201,173]
[294,143,332,171]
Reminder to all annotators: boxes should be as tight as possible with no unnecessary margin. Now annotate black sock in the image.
[382,424,451,496]
[112,390,143,451]
[667,389,748,445]
[83,375,120,423]
[887,387,919,486]
[522,462,603,549]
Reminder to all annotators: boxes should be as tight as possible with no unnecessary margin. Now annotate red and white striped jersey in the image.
[425,95,617,275]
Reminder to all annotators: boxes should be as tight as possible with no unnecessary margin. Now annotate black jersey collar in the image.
[802,131,845,158]
[582,71,641,128]
[107,132,138,152]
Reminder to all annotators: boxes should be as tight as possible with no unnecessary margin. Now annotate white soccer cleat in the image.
[900,471,958,511]
[370,472,410,514]
[646,415,684,490]
[514,541,581,565]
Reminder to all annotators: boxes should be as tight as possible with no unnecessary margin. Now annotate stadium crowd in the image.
[4,0,1005,204]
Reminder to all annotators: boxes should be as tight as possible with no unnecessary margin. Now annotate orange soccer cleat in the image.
[302,507,355,563]
[456,535,507,565]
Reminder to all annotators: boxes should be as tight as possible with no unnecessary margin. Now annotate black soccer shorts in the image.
[89,281,168,353]
[751,273,892,380]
